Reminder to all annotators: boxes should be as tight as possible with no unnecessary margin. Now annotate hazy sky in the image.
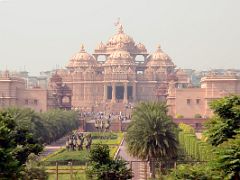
[0,0,239,75]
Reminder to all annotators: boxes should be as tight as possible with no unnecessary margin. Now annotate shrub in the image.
[176,114,184,118]
[194,114,202,118]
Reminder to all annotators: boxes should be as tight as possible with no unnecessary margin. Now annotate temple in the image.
[0,24,240,118]
[52,24,184,112]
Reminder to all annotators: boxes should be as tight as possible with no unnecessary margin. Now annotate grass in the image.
[92,132,124,145]
[48,173,86,180]
[44,132,123,179]
[45,149,89,162]
[45,145,118,162]
[44,132,123,163]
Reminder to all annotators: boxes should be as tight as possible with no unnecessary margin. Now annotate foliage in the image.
[38,109,80,143]
[204,95,240,146]
[48,173,86,180]
[176,96,240,179]
[212,134,240,179]
[86,144,133,180]
[178,123,216,161]
[194,114,202,118]
[170,163,224,180]
[3,107,80,144]
[178,123,195,134]
[90,132,118,140]
[126,102,179,161]
[175,114,184,118]
[0,107,79,178]
[44,133,122,163]
[92,132,124,145]
[6,107,48,143]
[20,153,48,180]
[0,111,43,179]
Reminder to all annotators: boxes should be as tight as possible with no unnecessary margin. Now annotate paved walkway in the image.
[118,140,147,180]
[40,135,68,157]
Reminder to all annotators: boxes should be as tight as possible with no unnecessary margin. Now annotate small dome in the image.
[147,45,175,67]
[151,45,170,61]
[104,50,135,66]
[96,41,106,50]
[71,44,93,61]
[107,25,135,45]
[66,44,97,68]
[136,42,147,52]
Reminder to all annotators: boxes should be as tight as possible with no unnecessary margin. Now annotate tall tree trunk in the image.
[149,159,156,178]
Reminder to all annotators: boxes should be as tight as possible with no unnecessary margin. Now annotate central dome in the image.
[104,50,135,66]
[109,49,132,59]
[107,25,135,45]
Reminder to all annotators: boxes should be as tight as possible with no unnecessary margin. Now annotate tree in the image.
[0,112,19,178]
[204,95,240,146]
[0,110,43,179]
[201,95,240,179]
[86,144,133,180]
[170,163,223,180]
[213,134,240,180]
[20,153,48,180]
[125,102,179,178]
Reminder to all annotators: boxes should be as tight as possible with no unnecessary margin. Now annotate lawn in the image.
[92,132,124,145]
[48,173,86,180]
[44,132,123,163]
[44,132,123,179]
[45,145,118,162]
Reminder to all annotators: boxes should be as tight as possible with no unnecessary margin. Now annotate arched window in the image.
[97,55,107,62]
[135,55,145,63]
[62,96,70,103]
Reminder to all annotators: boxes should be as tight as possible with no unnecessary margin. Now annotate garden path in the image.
[118,140,147,180]
[40,136,67,157]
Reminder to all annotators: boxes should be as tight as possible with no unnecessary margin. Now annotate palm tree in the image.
[125,101,179,178]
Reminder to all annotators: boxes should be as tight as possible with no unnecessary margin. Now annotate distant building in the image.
[0,24,189,113]
[0,24,239,116]
[167,71,240,118]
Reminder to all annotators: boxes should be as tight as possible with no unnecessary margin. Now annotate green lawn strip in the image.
[43,133,124,162]
[45,133,123,179]
[46,165,85,170]
[48,173,86,180]
[91,132,124,145]
[45,146,118,162]
[41,148,65,162]
[45,149,89,162]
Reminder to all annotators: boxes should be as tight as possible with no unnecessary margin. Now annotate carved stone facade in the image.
[52,24,185,113]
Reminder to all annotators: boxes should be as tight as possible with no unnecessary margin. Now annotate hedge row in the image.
[3,108,80,144]
[178,123,216,161]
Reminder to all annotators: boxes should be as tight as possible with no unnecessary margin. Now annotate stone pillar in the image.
[103,84,107,102]
[83,84,86,101]
[111,82,116,103]
[123,82,128,103]
[133,83,137,101]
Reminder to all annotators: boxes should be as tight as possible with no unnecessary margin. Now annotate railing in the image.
[43,160,208,180]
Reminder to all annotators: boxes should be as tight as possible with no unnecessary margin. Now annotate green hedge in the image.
[178,123,216,161]
[90,132,118,140]
[3,107,80,144]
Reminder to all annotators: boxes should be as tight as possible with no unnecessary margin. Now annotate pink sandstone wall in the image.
[18,89,48,112]
[170,88,205,118]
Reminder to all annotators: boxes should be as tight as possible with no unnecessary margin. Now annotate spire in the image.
[156,44,162,52]
[80,44,85,52]
[118,24,124,34]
